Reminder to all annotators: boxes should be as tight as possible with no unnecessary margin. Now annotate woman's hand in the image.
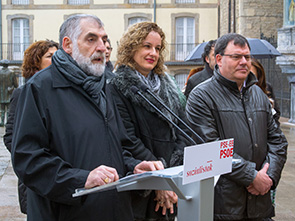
[154,190,178,215]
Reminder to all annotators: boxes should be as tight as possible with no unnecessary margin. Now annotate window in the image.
[12,0,29,4]
[175,17,195,60]
[124,13,152,30]
[174,73,189,90]
[68,0,89,5]
[12,18,30,60]
[128,17,148,26]
[128,0,148,3]
[175,0,195,3]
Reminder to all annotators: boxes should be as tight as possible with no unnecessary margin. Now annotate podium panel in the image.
[73,139,234,221]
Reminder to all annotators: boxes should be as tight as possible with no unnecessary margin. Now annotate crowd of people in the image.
[1,13,288,221]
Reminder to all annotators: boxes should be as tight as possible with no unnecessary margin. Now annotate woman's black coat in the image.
[110,65,190,220]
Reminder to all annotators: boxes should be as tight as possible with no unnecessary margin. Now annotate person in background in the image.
[110,21,190,220]
[105,38,114,71]
[251,58,281,220]
[104,38,115,82]
[184,39,216,99]
[10,14,159,221]
[251,58,281,126]
[186,33,288,220]
[3,39,59,214]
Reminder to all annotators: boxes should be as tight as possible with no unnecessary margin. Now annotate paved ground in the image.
[0,118,294,220]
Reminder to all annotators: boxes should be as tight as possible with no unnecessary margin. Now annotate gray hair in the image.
[59,14,104,46]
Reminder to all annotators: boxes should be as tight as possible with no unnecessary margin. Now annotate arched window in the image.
[12,18,30,60]
[175,17,195,60]
[124,13,152,30]
[128,17,148,26]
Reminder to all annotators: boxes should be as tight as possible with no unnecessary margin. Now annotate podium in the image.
[73,166,216,221]
[73,139,233,220]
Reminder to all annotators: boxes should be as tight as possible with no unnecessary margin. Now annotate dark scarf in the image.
[52,49,106,115]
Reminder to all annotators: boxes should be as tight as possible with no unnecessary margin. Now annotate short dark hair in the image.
[214,33,250,56]
[106,38,112,47]
[202,39,216,63]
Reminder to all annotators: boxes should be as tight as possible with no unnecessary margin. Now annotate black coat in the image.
[4,87,21,152]
[186,68,288,220]
[11,63,133,221]
[184,63,213,99]
[3,87,27,214]
[110,65,190,220]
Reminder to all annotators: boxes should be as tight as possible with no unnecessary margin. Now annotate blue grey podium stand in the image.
[73,165,215,221]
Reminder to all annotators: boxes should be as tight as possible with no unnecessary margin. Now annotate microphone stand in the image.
[131,86,197,145]
[139,84,205,144]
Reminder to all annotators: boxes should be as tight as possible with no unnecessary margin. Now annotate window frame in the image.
[7,14,34,60]
[66,0,92,5]
[171,13,199,61]
[9,0,33,5]
[124,13,152,30]
[124,0,151,4]
[174,0,197,4]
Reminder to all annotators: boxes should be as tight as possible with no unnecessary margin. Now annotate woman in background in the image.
[251,58,281,126]
[3,40,58,214]
[251,58,280,220]
[110,22,190,220]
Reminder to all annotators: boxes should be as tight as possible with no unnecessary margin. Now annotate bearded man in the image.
[11,14,160,221]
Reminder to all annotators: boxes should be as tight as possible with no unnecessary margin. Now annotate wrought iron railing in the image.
[12,0,29,5]
[175,0,196,3]
[1,43,200,62]
[0,43,31,61]
[68,0,90,5]
[128,0,148,4]
[167,43,198,61]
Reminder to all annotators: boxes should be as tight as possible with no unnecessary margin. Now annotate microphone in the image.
[139,83,205,144]
[130,86,197,145]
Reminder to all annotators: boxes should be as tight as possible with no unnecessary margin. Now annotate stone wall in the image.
[219,0,283,39]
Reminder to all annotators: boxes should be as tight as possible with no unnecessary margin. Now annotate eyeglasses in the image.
[222,54,251,61]
[106,47,112,50]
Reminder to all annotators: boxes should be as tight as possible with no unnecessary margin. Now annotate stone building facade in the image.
[219,0,292,119]
[219,0,283,39]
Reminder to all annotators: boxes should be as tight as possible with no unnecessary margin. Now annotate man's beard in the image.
[72,43,105,77]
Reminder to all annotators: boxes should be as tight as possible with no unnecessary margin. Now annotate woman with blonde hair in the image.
[110,22,190,220]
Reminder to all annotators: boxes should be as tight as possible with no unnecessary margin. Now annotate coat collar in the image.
[213,65,257,94]
[50,62,108,116]
[204,62,214,77]
[111,65,183,117]
[51,62,72,88]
